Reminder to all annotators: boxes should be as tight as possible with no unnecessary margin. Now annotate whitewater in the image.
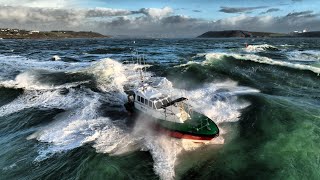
[0,38,319,180]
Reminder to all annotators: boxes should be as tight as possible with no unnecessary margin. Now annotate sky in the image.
[0,0,320,37]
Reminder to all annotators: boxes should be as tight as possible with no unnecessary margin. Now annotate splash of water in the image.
[0,57,257,179]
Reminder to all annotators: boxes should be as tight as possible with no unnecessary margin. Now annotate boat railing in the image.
[160,100,194,123]
[195,118,211,131]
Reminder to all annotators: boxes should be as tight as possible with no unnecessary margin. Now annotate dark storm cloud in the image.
[107,17,132,26]
[85,8,134,17]
[161,15,197,24]
[211,11,320,33]
[0,5,173,31]
[219,6,268,13]
[285,10,317,18]
[260,8,280,14]
[0,6,134,23]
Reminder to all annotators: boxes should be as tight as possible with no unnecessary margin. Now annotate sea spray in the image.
[0,38,319,180]
[3,57,260,179]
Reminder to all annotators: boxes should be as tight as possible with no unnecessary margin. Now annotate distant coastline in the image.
[197,30,320,38]
[0,28,109,39]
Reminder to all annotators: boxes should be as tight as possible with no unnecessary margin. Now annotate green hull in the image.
[136,108,219,138]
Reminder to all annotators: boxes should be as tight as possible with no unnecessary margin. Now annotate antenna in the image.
[138,54,144,83]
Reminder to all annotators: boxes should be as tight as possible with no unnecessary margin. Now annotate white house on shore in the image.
[28,30,40,34]
[291,29,308,34]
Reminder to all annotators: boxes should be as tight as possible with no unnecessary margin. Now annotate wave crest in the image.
[205,52,320,74]
[244,44,279,52]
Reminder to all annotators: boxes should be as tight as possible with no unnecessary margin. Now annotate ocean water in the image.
[0,38,319,180]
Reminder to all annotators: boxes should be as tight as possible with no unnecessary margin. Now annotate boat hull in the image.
[125,102,219,141]
[153,118,219,142]
[156,125,218,141]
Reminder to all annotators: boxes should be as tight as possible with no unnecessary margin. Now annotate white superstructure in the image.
[128,83,191,123]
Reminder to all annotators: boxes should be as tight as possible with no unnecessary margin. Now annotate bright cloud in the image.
[139,6,173,19]
[0,0,70,8]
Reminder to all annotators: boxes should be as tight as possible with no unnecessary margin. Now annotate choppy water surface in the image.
[0,38,319,180]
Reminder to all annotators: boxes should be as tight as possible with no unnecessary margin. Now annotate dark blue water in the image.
[0,38,319,180]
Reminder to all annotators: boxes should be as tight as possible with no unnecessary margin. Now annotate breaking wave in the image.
[244,44,279,52]
[0,70,89,91]
[0,57,258,179]
[286,50,320,62]
[205,52,320,74]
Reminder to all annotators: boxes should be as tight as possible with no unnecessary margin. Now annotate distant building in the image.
[29,30,40,34]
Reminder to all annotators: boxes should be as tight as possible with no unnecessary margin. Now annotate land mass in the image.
[0,28,109,39]
[197,30,320,38]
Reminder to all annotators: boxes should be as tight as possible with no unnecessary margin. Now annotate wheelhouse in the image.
[135,94,173,109]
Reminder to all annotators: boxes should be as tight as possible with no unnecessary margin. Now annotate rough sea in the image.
[0,38,319,180]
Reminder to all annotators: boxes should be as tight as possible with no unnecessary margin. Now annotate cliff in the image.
[197,30,285,38]
[197,30,320,38]
[0,29,109,39]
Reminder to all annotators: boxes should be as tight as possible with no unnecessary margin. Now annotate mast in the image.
[138,55,144,83]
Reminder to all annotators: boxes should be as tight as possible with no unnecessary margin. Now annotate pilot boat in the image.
[124,82,219,142]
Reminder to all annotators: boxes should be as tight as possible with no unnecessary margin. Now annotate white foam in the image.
[0,54,90,79]
[0,88,93,117]
[244,44,278,52]
[205,52,320,75]
[2,163,17,171]
[85,58,127,92]
[144,134,181,180]
[1,57,255,179]
[286,50,320,62]
[280,44,294,47]
[159,82,257,124]
[0,70,89,91]
[52,55,61,61]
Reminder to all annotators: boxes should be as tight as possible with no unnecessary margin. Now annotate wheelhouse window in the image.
[141,97,145,103]
[161,99,169,106]
[155,101,162,109]
[144,99,148,105]
[137,96,140,102]
[148,101,153,108]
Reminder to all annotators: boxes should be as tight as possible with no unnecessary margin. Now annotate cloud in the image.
[193,10,202,13]
[96,11,320,37]
[0,6,81,23]
[138,6,173,19]
[161,15,197,24]
[0,4,319,38]
[85,8,134,17]
[219,6,268,13]
[285,10,316,18]
[292,0,303,2]
[0,5,173,29]
[260,8,280,14]
[0,0,69,8]
[95,15,211,38]
[211,11,320,33]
